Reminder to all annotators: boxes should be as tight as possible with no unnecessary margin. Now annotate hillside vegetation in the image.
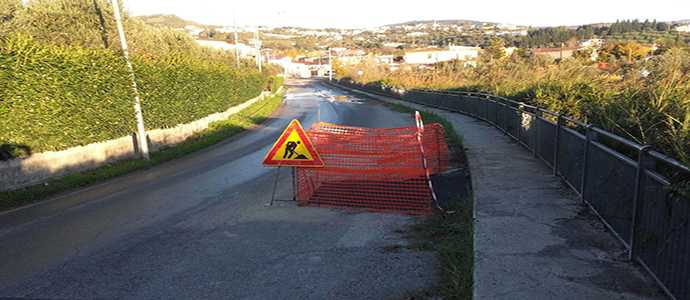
[134,14,204,29]
[338,42,690,166]
[0,0,278,157]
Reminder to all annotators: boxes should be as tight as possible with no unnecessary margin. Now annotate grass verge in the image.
[384,100,473,300]
[0,91,285,212]
[405,196,474,300]
[385,101,464,155]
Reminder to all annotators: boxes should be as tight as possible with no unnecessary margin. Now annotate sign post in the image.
[263,119,324,205]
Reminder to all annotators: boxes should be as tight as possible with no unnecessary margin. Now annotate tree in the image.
[573,48,594,62]
[612,42,649,62]
[513,47,532,60]
[520,26,578,48]
[482,37,506,61]
[576,25,595,39]
[656,22,670,32]
[597,43,615,62]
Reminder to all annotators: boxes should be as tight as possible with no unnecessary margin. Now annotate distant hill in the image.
[385,19,489,27]
[135,14,205,29]
[385,19,690,29]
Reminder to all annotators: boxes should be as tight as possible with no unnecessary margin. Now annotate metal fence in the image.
[335,79,690,300]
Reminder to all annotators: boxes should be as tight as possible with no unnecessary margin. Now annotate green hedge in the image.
[0,35,269,155]
[134,54,265,129]
[0,35,135,152]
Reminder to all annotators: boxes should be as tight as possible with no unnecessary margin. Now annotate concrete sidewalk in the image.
[337,86,663,300]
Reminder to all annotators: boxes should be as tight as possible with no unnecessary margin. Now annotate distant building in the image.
[403,45,480,65]
[383,42,405,48]
[674,24,690,32]
[262,33,297,39]
[407,32,429,37]
[579,38,604,48]
[376,55,395,64]
[183,25,204,37]
[498,24,519,30]
[215,26,260,34]
[335,49,367,65]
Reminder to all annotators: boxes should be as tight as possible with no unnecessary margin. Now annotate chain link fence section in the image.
[333,79,690,300]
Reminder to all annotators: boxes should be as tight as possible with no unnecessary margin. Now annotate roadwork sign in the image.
[263,119,324,167]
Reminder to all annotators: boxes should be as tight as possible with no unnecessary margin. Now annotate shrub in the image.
[339,49,690,166]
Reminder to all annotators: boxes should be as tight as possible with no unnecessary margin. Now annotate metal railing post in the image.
[500,101,506,132]
[492,96,498,127]
[484,95,490,120]
[629,145,654,260]
[580,125,595,201]
[553,114,563,176]
[516,104,523,140]
[533,110,540,158]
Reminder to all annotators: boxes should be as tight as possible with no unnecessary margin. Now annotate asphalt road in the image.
[0,79,437,299]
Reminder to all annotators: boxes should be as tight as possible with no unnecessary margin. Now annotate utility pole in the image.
[254,28,262,73]
[111,0,149,160]
[233,12,240,68]
[328,48,333,81]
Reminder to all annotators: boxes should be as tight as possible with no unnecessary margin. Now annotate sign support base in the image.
[267,166,297,206]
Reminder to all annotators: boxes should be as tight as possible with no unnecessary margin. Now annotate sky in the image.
[124,0,689,29]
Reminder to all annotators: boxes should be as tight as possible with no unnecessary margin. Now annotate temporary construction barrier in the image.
[295,122,449,214]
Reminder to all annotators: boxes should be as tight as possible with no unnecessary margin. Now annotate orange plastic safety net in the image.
[295,122,449,214]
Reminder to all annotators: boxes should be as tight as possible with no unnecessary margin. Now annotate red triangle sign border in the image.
[262,119,325,167]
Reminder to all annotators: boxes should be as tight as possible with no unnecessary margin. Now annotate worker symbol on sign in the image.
[263,119,324,167]
[283,141,308,160]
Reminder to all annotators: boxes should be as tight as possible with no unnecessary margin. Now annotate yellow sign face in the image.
[270,130,315,161]
[262,119,324,167]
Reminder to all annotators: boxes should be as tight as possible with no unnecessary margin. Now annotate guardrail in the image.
[333,79,690,300]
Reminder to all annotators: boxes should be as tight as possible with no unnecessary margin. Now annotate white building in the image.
[383,42,405,48]
[407,32,429,37]
[183,25,204,37]
[376,55,395,64]
[498,24,519,30]
[335,49,367,65]
[674,24,690,32]
[403,45,480,65]
[579,38,604,48]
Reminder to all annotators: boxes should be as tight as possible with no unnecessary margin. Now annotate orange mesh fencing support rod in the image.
[415,111,442,211]
[295,122,449,215]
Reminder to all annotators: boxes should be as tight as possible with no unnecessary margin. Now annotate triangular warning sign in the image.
[262,119,324,167]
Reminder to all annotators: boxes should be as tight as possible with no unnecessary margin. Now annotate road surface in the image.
[0,79,437,299]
